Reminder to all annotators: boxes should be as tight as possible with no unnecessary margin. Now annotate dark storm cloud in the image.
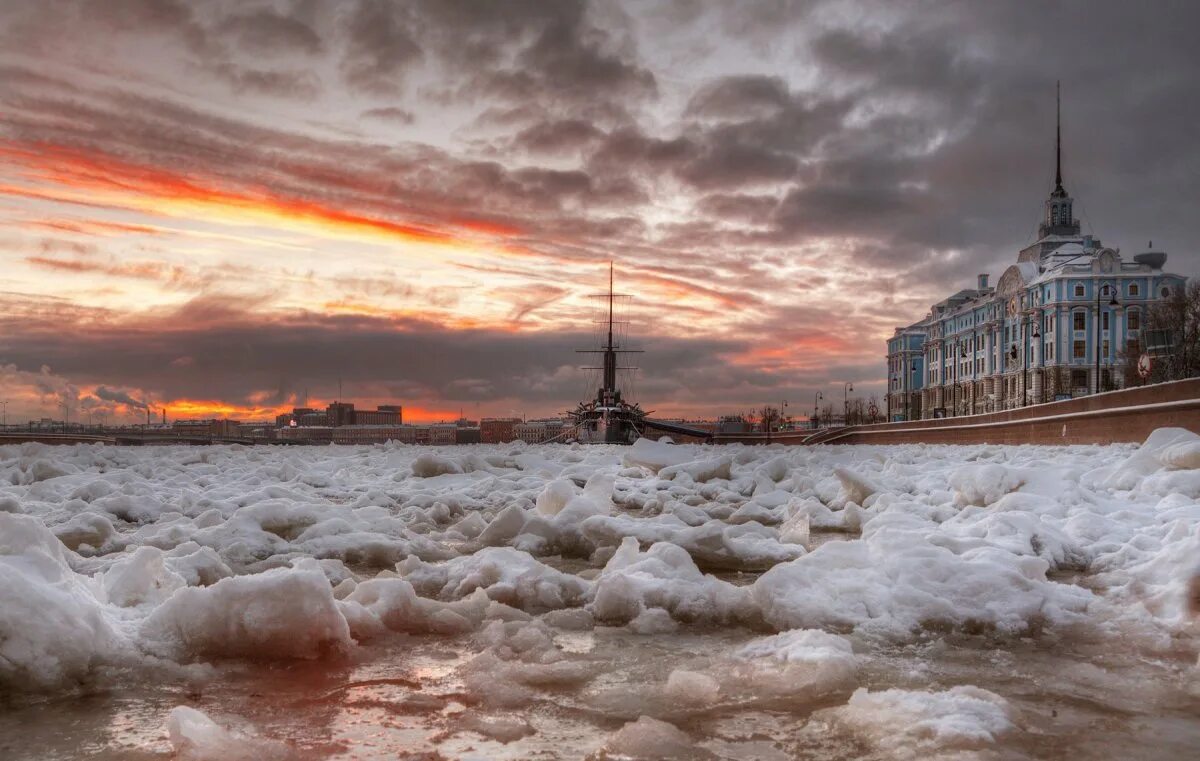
[94,386,148,409]
[210,62,322,99]
[510,119,606,156]
[339,0,422,95]
[361,106,416,125]
[0,294,758,410]
[217,8,323,56]
[1,0,1199,414]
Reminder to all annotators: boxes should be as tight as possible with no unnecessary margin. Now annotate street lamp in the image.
[843,382,853,426]
[813,391,823,430]
[1021,317,1042,408]
[1095,283,1119,394]
[779,399,788,432]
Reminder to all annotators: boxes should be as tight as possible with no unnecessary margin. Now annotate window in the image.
[1102,312,1109,331]
[1073,312,1086,331]
[1074,283,1085,297]
[1128,310,1140,330]
[1161,287,1171,298]
[1071,369,1088,388]
[1129,283,1139,297]
[1073,340,1086,359]
[1102,340,1110,358]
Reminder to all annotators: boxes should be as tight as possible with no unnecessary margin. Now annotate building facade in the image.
[887,98,1187,421]
[513,419,566,444]
[480,417,520,444]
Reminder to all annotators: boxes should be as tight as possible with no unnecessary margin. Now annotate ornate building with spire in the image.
[886,85,1188,421]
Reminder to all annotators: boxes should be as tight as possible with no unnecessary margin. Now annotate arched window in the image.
[1127,309,1140,331]
[1161,286,1171,298]
[1050,206,1059,225]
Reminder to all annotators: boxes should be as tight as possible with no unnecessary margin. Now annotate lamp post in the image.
[1094,283,1119,394]
[813,391,823,430]
[843,382,853,426]
[1024,318,1041,407]
[1,400,6,430]
[780,399,788,432]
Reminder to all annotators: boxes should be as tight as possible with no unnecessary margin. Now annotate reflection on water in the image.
[2,620,1197,760]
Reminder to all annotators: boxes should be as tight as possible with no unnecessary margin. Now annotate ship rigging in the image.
[568,263,647,444]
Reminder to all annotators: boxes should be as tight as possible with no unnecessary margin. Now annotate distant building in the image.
[455,426,482,444]
[278,426,333,443]
[514,419,566,444]
[172,419,242,437]
[236,421,276,440]
[480,417,520,444]
[277,403,402,428]
[331,425,408,445]
[429,423,458,445]
[377,405,403,423]
[326,402,355,427]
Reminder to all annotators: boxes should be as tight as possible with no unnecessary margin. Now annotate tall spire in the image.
[1052,80,1065,197]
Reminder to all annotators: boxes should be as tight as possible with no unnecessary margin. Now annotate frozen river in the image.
[2,433,1198,759]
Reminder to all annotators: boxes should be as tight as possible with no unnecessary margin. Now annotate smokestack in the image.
[978,273,989,290]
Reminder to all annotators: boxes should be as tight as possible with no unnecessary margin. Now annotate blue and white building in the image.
[887,94,1187,421]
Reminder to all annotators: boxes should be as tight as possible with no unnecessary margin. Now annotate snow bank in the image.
[590,537,756,625]
[0,513,124,689]
[398,547,589,610]
[601,716,704,760]
[827,685,1014,755]
[752,512,1091,638]
[1086,427,1200,491]
[4,430,1198,707]
[949,463,1025,506]
[622,438,696,473]
[141,560,352,660]
[166,706,289,761]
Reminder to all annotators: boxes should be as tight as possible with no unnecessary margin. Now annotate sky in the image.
[1,0,1198,425]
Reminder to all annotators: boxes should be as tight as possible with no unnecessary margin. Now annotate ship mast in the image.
[576,262,642,408]
[604,261,616,394]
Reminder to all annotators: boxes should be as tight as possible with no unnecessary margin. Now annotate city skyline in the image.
[2,1,1199,424]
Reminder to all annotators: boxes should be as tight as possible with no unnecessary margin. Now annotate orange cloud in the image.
[0,140,521,250]
[163,399,291,421]
[25,218,162,236]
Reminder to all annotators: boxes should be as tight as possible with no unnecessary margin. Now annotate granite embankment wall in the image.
[788,378,1200,446]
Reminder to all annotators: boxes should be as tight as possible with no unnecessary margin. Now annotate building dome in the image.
[1133,251,1167,270]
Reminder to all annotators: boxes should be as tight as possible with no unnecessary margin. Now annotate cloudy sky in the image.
[1,0,1197,424]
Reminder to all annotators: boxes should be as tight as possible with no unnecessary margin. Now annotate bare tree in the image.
[757,405,781,432]
[1130,281,1200,384]
[820,403,835,426]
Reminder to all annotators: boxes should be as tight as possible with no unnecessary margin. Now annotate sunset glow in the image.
[0,1,1195,426]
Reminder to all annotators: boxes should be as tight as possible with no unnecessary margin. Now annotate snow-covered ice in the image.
[1,431,1199,759]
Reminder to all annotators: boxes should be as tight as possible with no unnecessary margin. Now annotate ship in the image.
[568,264,647,444]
